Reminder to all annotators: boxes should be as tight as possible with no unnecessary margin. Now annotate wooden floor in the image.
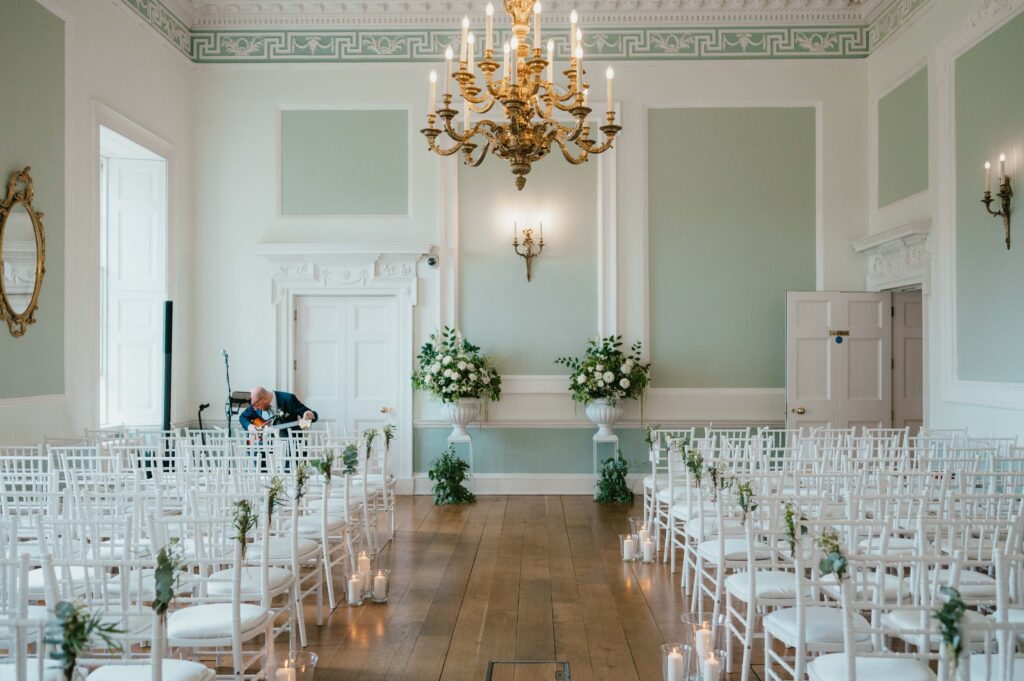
[299,495,756,681]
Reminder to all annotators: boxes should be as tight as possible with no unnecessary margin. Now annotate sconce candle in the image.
[982,153,1014,249]
[606,66,614,112]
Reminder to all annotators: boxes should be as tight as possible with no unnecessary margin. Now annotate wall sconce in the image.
[983,154,1013,249]
[512,221,544,282]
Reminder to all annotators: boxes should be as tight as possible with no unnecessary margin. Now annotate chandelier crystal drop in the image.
[420,1,622,190]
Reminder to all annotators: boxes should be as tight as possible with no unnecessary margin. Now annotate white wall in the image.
[867,0,1024,437]
[0,0,194,443]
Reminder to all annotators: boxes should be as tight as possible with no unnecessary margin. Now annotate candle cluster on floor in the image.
[348,550,391,606]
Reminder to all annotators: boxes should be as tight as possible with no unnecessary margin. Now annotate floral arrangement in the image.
[816,530,848,580]
[294,461,311,499]
[782,502,808,557]
[341,444,359,474]
[382,424,396,452]
[266,476,286,518]
[554,335,651,405]
[364,428,377,459]
[595,451,633,504]
[412,327,501,403]
[734,479,758,523]
[153,540,185,618]
[312,451,336,482]
[684,448,704,485]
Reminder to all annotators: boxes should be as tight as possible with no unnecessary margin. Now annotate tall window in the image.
[99,126,168,427]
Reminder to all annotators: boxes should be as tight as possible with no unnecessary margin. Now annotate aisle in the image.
[298,496,748,681]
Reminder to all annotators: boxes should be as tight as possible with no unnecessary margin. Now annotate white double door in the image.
[293,295,397,436]
[786,291,892,430]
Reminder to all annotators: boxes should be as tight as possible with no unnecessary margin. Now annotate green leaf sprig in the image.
[312,450,335,482]
[933,586,966,672]
[232,499,257,559]
[364,428,378,459]
[707,463,728,500]
[734,479,758,523]
[644,424,662,448]
[684,448,704,485]
[46,600,123,681]
[382,424,396,452]
[815,530,848,581]
[341,443,359,474]
[294,461,311,500]
[426,444,476,505]
[266,475,285,519]
[153,539,184,617]
[595,450,633,504]
[782,502,808,557]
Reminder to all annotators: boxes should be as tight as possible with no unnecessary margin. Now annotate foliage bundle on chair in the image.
[232,499,257,559]
[46,601,123,681]
[340,444,359,474]
[312,451,335,482]
[412,327,502,403]
[153,540,185,618]
[427,444,476,506]
[934,586,966,672]
[595,450,633,504]
[554,335,651,405]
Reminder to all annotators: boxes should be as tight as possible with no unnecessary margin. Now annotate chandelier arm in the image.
[470,99,498,115]
[463,141,491,167]
[429,136,468,157]
[553,134,590,165]
[578,134,616,155]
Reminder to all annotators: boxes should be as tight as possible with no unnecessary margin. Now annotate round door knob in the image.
[791,407,806,415]
[379,406,390,414]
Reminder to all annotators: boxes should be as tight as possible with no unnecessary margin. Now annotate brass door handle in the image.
[791,407,806,415]
[379,406,391,414]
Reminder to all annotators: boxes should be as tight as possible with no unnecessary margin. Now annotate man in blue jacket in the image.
[240,386,318,433]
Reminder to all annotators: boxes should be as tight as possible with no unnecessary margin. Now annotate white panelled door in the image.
[103,158,167,426]
[892,290,924,431]
[786,291,892,430]
[294,295,398,437]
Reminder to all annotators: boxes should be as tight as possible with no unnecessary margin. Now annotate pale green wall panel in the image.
[648,107,816,388]
[0,0,65,399]
[413,426,648,475]
[878,66,929,207]
[280,109,408,215]
[458,158,597,375]
[955,11,1024,383]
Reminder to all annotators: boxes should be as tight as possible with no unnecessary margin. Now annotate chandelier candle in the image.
[428,70,436,113]
[606,66,614,112]
[420,0,621,190]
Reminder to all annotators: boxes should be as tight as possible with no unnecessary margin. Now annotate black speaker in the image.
[162,301,172,431]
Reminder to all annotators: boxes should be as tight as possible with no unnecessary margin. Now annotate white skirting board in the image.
[397,473,646,496]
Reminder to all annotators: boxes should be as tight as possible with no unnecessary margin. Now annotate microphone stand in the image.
[223,350,233,437]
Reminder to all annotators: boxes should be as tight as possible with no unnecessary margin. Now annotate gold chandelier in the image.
[420,1,621,190]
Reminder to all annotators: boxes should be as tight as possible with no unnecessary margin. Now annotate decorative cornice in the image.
[119,0,942,61]
[850,221,931,291]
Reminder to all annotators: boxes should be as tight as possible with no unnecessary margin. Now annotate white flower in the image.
[468,373,477,382]
[442,355,453,365]
[451,372,460,381]
[620,377,630,389]
[443,368,452,377]
[603,371,614,383]
[458,361,467,371]
[424,375,432,383]
[596,364,604,372]
[482,375,491,384]
[467,363,476,371]
[597,380,605,388]
[576,374,586,385]
[431,363,441,373]
[623,360,634,372]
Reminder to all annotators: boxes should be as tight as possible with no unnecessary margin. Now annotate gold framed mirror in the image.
[0,167,46,337]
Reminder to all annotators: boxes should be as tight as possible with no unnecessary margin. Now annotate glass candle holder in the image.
[620,533,638,562]
[357,550,373,596]
[269,651,318,681]
[661,643,690,681]
[629,515,645,535]
[640,533,657,563]
[347,573,364,606]
[680,614,726,680]
[698,649,726,681]
[371,568,391,603]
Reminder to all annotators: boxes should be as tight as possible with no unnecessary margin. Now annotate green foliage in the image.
[382,424,396,451]
[815,530,848,581]
[412,327,502,403]
[707,463,728,500]
[934,586,966,671]
[312,450,335,482]
[341,444,359,474]
[595,450,634,504]
[427,444,476,506]
[266,475,285,519]
[782,502,808,557]
[232,499,257,559]
[734,479,758,522]
[46,600,123,681]
[152,540,184,617]
[644,424,662,448]
[294,461,311,499]
[554,335,651,405]
[364,428,377,459]
[684,448,704,485]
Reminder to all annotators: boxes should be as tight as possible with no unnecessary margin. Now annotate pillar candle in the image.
[666,648,684,681]
[503,41,511,83]
[606,65,614,112]
[546,39,554,83]
[702,652,721,681]
[642,539,655,562]
[511,36,518,82]
[575,43,583,82]
[485,2,494,53]
[533,2,542,50]
[460,16,470,63]
[695,624,711,660]
[467,32,475,74]
[1000,153,1007,182]
[275,669,296,681]
[373,570,389,598]
[570,9,578,55]
[986,161,992,192]
[622,536,634,561]
[444,45,453,95]
[348,575,362,603]
[428,70,437,113]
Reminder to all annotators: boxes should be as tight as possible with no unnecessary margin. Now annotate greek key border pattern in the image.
[189,26,869,62]
[120,0,192,57]
[868,0,933,49]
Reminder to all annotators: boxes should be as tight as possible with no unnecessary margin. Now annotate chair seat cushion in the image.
[807,653,935,681]
[167,603,268,640]
[206,566,295,596]
[657,487,693,504]
[27,566,89,594]
[106,570,195,598]
[696,538,771,563]
[764,606,870,647]
[668,500,715,521]
[883,608,990,644]
[725,571,807,601]
[643,473,668,489]
[87,660,215,681]
[856,536,917,554]
[931,569,996,599]
[684,518,743,539]
[821,572,908,602]
[967,655,1024,680]
[293,515,346,534]
[0,658,62,681]
[264,537,320,561]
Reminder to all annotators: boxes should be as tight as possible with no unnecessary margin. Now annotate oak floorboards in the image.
[299,496,756,681]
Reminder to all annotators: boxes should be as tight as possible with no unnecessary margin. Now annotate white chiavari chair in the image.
[646,430,694,549]
[291,464,352,611]
[0,616,54,681]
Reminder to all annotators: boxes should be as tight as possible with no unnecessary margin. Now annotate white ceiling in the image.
[172,0,888,29]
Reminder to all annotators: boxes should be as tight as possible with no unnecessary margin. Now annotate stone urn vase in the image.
[442,397,481,439]
[585,397,623,438]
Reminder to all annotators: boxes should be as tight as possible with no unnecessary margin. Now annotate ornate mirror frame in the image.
[0,167,46,337]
